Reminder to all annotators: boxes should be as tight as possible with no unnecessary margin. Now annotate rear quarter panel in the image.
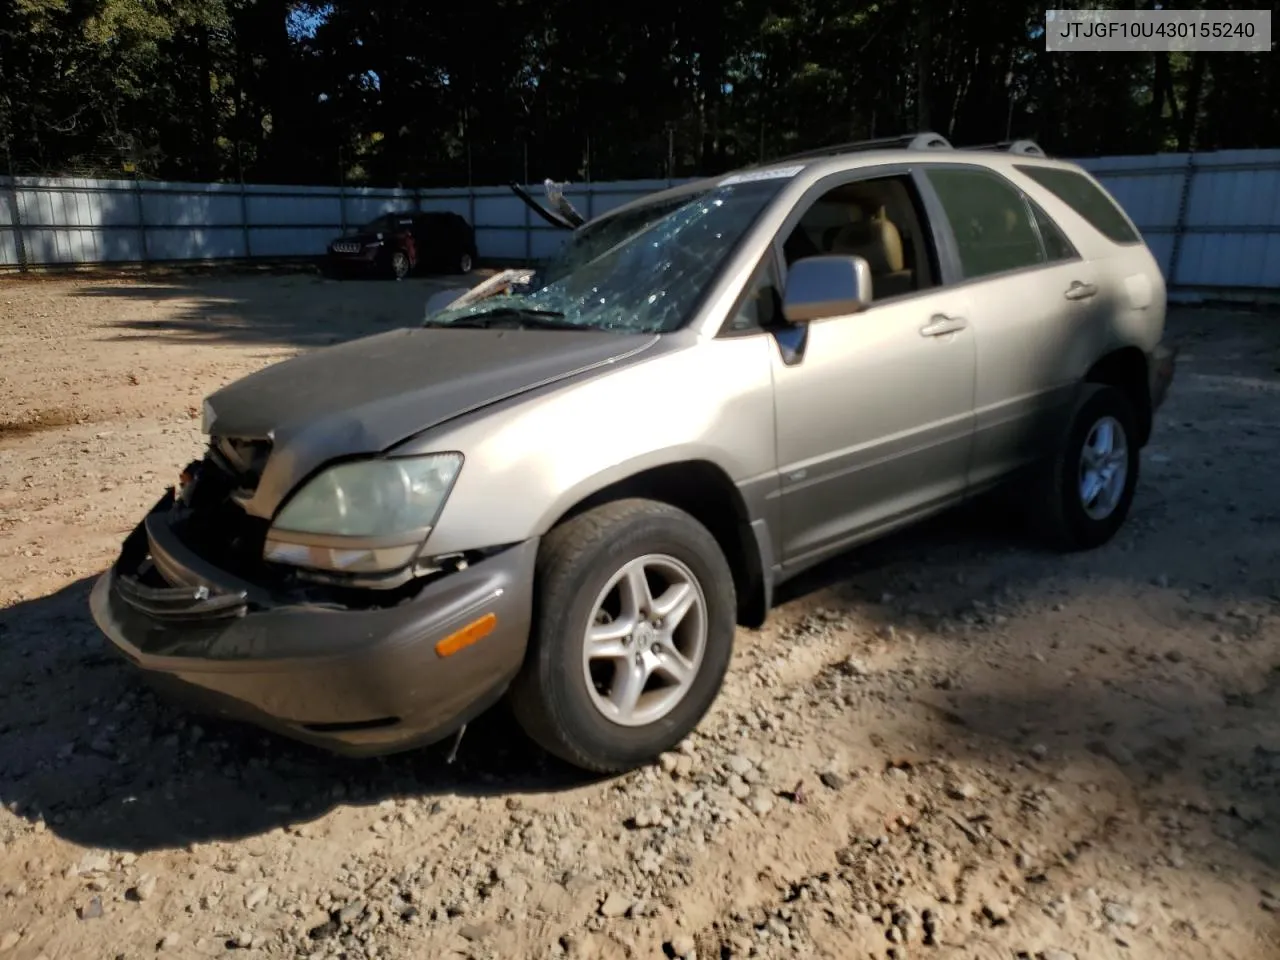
[1003,159,1167,362]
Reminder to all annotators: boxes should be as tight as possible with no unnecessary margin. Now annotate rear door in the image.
[1012,162,1166,334]
[915,163,1103,490]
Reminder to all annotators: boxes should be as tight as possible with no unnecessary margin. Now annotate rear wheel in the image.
[457,251,474,274]
[1032,383,1139,550]
[509,499,736,773]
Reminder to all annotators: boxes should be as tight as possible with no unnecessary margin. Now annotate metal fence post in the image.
[238,179,252,259]
[1166,150,1197,287]
[338,148,348,234]
[5,175,28,273]
[523,188,532,262]
[3,140,29,271]
[133,173,149,263]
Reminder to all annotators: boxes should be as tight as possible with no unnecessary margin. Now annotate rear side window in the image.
[924,167,1047,279]
[1015,165,1140,245]
[1029,201,1077,262]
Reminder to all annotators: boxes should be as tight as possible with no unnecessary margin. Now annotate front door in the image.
[769,169,978,571]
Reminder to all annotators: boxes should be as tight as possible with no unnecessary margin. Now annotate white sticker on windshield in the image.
[718,164,804,186]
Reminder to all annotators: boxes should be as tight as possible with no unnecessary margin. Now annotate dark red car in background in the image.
[322,210,478,280]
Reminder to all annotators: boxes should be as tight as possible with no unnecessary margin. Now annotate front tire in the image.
[509,499,736,773]
[1033,383,1140,551]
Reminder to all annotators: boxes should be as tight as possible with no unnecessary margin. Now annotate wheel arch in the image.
[545,459,772,629]
[385,242,414,277]
[1084,346,1151,446]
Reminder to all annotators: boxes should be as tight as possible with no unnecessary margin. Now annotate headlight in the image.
[263,453,462,575]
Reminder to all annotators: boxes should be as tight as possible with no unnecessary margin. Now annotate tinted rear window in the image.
[1015,165,1140,245]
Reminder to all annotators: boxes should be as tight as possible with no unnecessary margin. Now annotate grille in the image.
[117,564,248,620]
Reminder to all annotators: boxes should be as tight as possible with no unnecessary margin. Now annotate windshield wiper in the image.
[423,307,582,331]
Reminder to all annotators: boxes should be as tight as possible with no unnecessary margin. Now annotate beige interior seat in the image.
[827,206,915,300]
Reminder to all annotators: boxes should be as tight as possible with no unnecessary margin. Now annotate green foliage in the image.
[0,0,1275,184]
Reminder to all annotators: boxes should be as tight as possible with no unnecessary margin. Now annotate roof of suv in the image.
[600,132,1078,223]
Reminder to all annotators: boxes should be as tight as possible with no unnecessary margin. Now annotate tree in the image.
[2,0,1274,184]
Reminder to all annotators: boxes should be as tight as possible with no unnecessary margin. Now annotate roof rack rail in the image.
[771,131,954,164]
[962,139,1047,157]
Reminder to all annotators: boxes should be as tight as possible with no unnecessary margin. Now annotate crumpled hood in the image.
[203,326,657,518]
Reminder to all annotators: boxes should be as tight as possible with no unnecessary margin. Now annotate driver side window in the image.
[782,173,939,303]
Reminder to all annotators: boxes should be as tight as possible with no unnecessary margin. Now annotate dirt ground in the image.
[1,273,1278,960]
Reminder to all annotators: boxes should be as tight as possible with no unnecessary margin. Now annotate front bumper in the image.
[322,248,383,275]
[1150,341,1178,412]
[89,499,536,757]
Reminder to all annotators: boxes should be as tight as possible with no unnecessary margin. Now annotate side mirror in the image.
[781,255,873,324]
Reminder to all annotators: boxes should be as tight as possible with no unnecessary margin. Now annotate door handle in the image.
[1064,280,1099,301]
[920,314,968,337]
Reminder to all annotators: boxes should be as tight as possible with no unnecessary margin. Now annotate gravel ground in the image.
[1,274,1279,960]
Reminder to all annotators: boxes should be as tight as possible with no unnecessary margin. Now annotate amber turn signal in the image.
[434,613,497,658]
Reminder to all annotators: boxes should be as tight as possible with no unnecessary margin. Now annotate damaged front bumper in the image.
[89,493,536,757]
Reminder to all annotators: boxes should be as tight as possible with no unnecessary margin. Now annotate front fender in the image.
[526,444,752,535]
[408,334,779,556]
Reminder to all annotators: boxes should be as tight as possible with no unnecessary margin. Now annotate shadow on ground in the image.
[1,306,1277,863]
[0,574,603,853]
[767,304,1280,875]
[71,270,480,350]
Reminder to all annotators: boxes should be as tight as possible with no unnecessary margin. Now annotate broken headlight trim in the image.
[263,453,463,575]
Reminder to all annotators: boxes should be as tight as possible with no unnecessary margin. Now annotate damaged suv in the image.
[90,134,1176,773]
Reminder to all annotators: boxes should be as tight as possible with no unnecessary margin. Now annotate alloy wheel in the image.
[581,554,707,728]
[1078,414,1129,520]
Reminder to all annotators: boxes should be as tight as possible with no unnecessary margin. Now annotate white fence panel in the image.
[1079,149,1280,293]
[3,149,1279,295]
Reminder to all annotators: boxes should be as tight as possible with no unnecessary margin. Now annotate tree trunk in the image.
[231,15,248,178]
[1150,53,1168,125]
[1158,53,1180,126]
[914,0,933,130]
[197,24,215,180]
[258,0,293,182]
[1177,52,1206,152]
[695,2,725,171]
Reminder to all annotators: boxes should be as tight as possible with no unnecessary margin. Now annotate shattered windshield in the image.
[424,179,787,334]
